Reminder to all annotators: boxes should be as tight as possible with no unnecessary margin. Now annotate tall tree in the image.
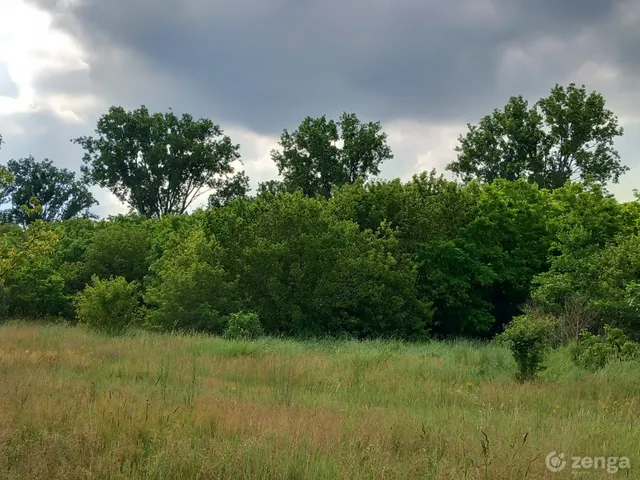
[271,112,393,198]
[448,83,627,190]
[74,105,245,218]
[2,156,97,225]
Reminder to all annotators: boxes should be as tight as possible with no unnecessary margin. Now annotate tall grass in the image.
[0,321,638,479]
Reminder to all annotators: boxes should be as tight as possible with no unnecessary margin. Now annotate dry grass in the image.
[0,322,638,479]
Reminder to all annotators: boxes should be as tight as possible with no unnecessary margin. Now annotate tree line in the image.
[1,83,638,340]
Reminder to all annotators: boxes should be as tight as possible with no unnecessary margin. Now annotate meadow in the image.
[0,322,638,479]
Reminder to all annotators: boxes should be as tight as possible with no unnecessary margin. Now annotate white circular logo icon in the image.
[546,451,567,472]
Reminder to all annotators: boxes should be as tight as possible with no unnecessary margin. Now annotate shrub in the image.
[83,220,151,283]
[223,312,264,340]
[498,313,555,381]
[570,325,639,370]
[74,276,139,334]
[144,229,234,333]
[2,263,67,318]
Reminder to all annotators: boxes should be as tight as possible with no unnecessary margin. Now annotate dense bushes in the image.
[201,193,431,338]
[532,184,640,338]
[570,325,639,370]
[83,219,152,283]
[1,178,639,341]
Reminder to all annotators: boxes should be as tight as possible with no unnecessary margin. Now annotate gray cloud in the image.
[25,0,636,134]
[0,111,86,167]
[2,0,636,217]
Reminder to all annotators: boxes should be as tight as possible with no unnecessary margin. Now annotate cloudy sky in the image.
[0,0,638,216]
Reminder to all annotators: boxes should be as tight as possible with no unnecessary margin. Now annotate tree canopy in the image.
[74,106,246,218]
[448,83,627,189]
[271,112,393,198]
[1,156,97,225]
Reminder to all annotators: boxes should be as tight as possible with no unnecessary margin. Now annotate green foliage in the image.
[3,89,638,342]
[570,325,639,370]
[271,113,393,198]
[498,313,556,381]
[223,312,264,340]
[74,276,140,334]
[0,167,11,192]
[208,171,250,207]
[83,217,152,283]
[256,179,297,198]
[1,156,97,225]
[49,218,98,296]
[0,212,60,283]
[448,83,627,189]
[2,261,66,319]
[331,175,551,336]
[0,217,66,320]
[144,229,234,333]
[203,193,431,338]
[533,183,640,337]
[74,105,246,218]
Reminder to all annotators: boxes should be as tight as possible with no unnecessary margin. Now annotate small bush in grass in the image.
[570,324,639,370]
[223,312,263,340]
[74,275,139,334]
[498,313,555,382]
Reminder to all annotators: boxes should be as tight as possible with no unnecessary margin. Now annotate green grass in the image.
[0,321,638,479]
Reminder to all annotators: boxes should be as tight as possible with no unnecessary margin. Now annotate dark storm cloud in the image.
[24,0,633,134]
[609,1,640,75]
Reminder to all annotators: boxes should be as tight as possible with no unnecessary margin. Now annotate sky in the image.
[0,0,638,217]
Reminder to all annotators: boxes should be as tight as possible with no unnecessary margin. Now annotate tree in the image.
[256,179,297,198]
[207,171,250,207]
[532,182,640,337]
[271,112,393,198]
[74,105,244,218]
[201,192,431,338]
[448,83,627,190]
[2,156,97,225]
[0,166,10,191]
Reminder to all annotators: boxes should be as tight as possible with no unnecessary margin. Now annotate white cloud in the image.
[0,0,98,120]
[383,120,463,181]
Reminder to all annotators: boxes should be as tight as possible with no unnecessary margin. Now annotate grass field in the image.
[0,322,638,479]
